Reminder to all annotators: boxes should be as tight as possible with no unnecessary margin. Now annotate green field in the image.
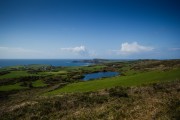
[60,65,106,72]
[81,65,106,71]
[0,71,35,79]
[40,70,68,75]
[0,80,47,91]
[46,68,180,95]
[32,80,47,87]
[0,83,27,91]
[1,60,180,120]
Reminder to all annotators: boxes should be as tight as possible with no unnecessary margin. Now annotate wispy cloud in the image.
[0,47,39,53]
[60,45,89,56]
[169,47,180,51]
[111,42,154,55]
[0,47,43,58]
[0,46,95,59]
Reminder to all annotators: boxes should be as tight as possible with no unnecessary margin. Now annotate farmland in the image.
[0,59,180,120]
[46,68,180,95]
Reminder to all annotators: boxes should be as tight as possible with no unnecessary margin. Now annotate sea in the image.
[0,59,91,68]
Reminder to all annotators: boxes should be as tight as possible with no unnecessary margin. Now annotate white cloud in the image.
[112,42,154,55]
[0,46,93,59]
[60,45,89,56]
[60,46,86,52]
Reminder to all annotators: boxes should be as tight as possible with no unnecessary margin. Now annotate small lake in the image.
[83,71,119,81]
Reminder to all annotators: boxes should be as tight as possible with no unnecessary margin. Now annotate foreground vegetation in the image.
[0,59,180,119]
[1,80,180,120]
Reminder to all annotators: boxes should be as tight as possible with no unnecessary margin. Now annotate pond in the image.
[83,71,119,81]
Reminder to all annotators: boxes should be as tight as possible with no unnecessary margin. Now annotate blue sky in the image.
[0,0,180,59]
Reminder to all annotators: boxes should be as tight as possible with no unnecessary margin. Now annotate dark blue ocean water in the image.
[0,59,91,67]
[83,72,119,81]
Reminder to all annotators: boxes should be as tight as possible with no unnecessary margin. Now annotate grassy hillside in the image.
[0,71,34,79]
[1,80,180,120]
[0,82,27,91]
[32,80,47,87]
[0,60,180,120]
[46,68,180,95]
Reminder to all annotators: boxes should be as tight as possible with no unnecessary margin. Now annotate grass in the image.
[1,60,180,120]
[82,65,106,71]
[40,70,68,75]
[0,71,35,79]
[63,65,106,71]
[0,83,27,91]
[46,68,180,95]
[32,80,47,87]
[1,80,180,120]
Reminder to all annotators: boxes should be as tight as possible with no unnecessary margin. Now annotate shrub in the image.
[109,87,128,98]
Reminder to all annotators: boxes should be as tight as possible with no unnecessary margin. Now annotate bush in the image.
[0,71,10,75]
[109,87,128,98]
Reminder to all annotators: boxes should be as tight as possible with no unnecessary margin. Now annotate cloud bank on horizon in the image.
[0,42,179,59]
